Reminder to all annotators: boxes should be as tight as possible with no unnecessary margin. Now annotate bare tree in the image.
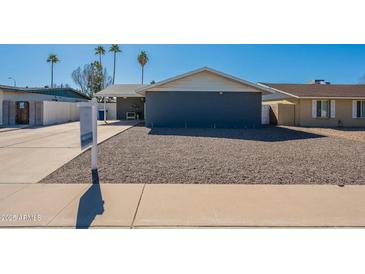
[71,65,90,94]
[71,62,112,98]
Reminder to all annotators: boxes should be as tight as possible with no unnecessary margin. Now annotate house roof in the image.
[259,83,365,99]
[136,67,274,95]
[96,84,144,97]
[0,85,90,100]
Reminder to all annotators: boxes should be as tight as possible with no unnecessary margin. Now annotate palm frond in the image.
[137,51,149,66]
[109,44,121,53]
[47,53,59,63]
[95,46,106,55]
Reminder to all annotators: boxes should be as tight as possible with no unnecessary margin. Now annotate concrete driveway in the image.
[0,121,137,184]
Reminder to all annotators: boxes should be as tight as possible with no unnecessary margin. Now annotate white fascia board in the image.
[95,93,143,97]
[257,83,300,99]
[300,97,365,99]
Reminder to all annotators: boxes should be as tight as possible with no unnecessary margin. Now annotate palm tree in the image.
[46,54,59,88]
[137,51,149,84]
[109,44,122,84]
[95,46,106,65]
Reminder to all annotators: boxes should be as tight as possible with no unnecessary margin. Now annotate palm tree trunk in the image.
[99,54,102,66]
[141,66,144,85]
[51,62,54,88]
[113,53,116,84]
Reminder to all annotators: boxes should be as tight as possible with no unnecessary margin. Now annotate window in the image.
[356,101,365,118]
[316,100,330,118]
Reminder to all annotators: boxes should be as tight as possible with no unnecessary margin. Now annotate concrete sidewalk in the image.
[0,121,137,184]
[1,183,365,228]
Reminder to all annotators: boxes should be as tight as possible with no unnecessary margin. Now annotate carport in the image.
[96,84,145,121]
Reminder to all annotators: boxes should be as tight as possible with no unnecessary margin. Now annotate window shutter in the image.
[312,100,317,118]
[352,100,358,118]
[330,100,335,118]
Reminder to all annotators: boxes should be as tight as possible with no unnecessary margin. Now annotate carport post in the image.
[91,98,98,170]
[103,97,107,123]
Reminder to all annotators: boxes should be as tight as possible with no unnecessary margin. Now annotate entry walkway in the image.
[1,184,365,228]
[0,121,137,184]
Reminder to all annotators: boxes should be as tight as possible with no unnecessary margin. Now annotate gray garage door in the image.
[145,91,262,128]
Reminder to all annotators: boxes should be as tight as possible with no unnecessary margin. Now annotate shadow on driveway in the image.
[76,169,104,229]
[98,120,143,127]
[148,126,325,142]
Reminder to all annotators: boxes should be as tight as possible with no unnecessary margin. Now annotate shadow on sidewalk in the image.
[76,169,104,229]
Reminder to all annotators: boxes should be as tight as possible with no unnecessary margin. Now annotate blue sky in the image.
[0,44,365,88]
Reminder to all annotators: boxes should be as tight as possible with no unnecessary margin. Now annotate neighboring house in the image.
[0,85,90,126]
[260,82,365,127]
[97,67,273,128]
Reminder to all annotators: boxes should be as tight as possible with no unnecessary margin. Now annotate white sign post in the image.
[78,98,98,171]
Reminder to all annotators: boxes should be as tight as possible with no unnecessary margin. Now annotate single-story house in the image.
[97,67,273,128]
[260,82,365,127]
[1,85,90,126]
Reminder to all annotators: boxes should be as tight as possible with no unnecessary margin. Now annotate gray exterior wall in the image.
[35,101,43,125]
[29,102,36,125]
[3,101,17,126]
[145,91,262,128]
[117,97,145,120]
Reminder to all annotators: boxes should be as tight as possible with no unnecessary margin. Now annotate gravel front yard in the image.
[41,126,365,184]
[284,126,365,143]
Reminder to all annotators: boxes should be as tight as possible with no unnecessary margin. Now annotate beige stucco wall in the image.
[278,104,295,125]
[149,71,261,92]
[264,99,298,126]
[0,90,3,126]
[298,99,365,127]
[264,98,365,127]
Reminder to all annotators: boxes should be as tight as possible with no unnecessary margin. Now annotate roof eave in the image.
[0,86,90,100]
[95,94,142,98]
[257,83,300,98]
[298,96,365,99]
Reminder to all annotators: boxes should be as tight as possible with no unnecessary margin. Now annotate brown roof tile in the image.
[261,83,365,98]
